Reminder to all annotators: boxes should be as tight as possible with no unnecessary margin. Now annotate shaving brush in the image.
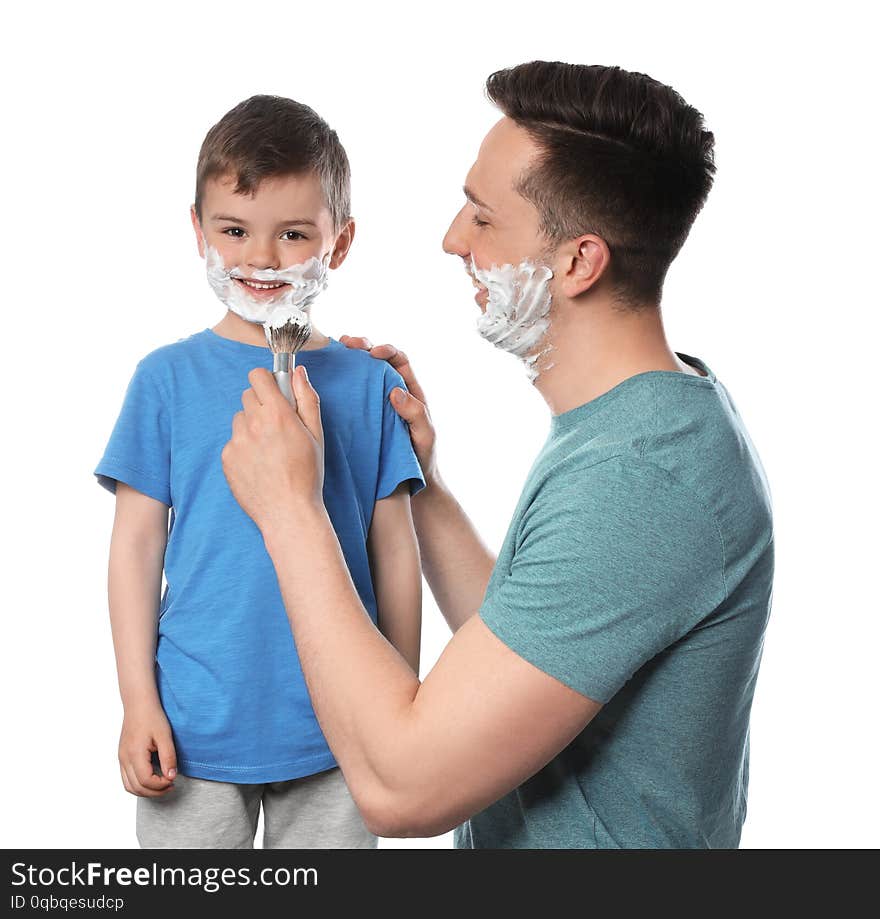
[264,310,313,409]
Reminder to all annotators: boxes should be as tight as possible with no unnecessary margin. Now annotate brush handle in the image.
[273,370,297,409]
[272,352,298,410]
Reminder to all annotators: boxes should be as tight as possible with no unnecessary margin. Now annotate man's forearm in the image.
[263,504,422,825]
[411,475,496,633]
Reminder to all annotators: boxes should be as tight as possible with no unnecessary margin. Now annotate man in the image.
[221,61,774,848]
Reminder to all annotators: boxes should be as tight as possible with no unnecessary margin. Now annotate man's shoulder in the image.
[531,380,754,529]
[533,372,771,580]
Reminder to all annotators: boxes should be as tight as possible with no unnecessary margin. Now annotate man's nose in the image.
[442,206,469,258]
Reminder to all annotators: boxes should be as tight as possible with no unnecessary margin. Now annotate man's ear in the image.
[329,218,356,269]
[190,205,206,258]
[556,234,611,299]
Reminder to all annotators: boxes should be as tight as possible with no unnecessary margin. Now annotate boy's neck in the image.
[212,310,330,350]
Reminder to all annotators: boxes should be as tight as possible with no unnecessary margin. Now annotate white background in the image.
[2,0,877,849]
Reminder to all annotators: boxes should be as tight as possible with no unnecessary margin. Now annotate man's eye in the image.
[471,215,490,229]
[222,227,245,238]
[281,230,306,241]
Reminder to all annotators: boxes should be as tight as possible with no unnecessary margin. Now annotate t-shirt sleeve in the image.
[375,365,426,501]
[479,458,727,704]
[94,359,172,506]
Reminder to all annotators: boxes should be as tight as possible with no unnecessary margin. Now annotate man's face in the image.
[191,171,344,306]
[443,117,548,312]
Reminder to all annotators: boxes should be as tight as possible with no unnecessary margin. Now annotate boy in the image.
[95,95,424,849]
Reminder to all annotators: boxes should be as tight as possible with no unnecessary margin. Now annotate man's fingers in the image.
[248,367,283,406]
[241,387,260,414]
[368,345,429,405]
[340,334,373,351]
[376,348,426,404]
[389,387,427,427]
[340,336,429,404]
[293,366,324,444]
[390,388,436,469]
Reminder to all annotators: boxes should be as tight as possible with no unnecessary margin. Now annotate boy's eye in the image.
[281,230,306,241]
[222,227,245,238]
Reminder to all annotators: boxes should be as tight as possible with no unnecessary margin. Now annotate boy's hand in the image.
[222,365,325,534]
[118,702,178,797]
[339,336,438,486]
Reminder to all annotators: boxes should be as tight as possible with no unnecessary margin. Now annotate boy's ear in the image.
[190,205,206,258]
[329,218,355,269]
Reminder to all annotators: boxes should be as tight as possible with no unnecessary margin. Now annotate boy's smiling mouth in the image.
[233,277,292,299]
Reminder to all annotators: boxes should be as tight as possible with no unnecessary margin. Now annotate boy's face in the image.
[442,117,550,312]
[191,171,352,306]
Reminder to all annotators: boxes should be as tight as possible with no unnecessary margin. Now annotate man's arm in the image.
[410,476,496,635]
[368,483,422,675]
[223,367,602,837]
[109,483,178,796]
[264,501,601,837]
[341,337,495,633]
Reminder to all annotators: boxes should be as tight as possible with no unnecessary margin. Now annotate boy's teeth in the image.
[240,279,285,290]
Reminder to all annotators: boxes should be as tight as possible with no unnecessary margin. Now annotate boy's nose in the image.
[245,239,280,271]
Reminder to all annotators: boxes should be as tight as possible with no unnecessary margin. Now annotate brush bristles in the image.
[266,316,313,354]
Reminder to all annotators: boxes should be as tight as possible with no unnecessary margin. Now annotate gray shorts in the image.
[136,765,377,849]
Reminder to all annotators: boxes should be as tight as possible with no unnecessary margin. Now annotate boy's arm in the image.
[108,482,177,796]
[367,483,422,675]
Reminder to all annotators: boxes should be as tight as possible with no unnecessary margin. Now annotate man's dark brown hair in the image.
[486,62,716,306]
[194,95,351,230]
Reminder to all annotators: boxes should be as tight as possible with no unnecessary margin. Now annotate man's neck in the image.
[212,310,330,351]
[533,295,705,416]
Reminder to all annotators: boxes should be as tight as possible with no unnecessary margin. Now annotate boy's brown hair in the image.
[194,94,351,229]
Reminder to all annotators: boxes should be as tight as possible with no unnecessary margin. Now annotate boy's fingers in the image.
[123,762,166,798]
[122,763,139,796]
[156,733,178,781]
[132,752,172,793]
[293,366,324,443]
[120,765,133,795]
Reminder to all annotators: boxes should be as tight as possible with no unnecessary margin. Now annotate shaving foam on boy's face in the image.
[466,256,555,381]
[205,244,330,325]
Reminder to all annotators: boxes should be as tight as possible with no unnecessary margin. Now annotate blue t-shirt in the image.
[95,329,424,783]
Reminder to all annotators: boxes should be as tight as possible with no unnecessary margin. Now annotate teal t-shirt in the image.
[455,354,773,848]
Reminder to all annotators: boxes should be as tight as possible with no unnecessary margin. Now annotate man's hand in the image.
[340,336,438,485]
[118,701,177,797]
[222,366,325,534]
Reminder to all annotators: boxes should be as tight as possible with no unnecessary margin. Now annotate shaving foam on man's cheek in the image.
[204,244,330,324]
[469,256,554,381]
